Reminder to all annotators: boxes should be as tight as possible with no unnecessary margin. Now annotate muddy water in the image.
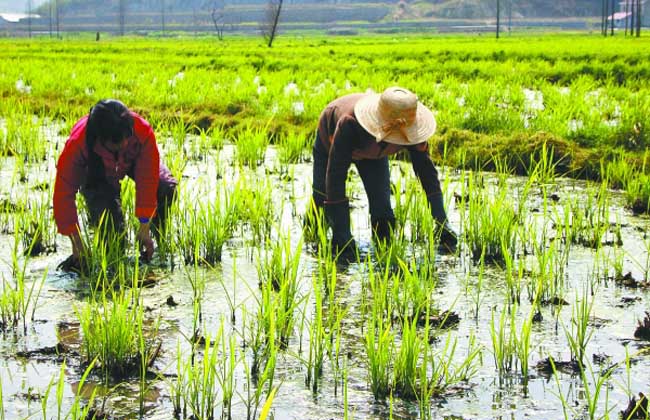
[1,135,650,420]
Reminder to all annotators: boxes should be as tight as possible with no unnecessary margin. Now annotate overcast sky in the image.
[0,0,49,13]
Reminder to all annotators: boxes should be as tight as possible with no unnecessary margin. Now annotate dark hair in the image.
[85,99,134,186]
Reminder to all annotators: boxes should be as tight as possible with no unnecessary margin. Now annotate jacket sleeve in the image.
[133,122,160,219]
[407,143,442,199]
[53,139,86,235]
[325,115,355,203]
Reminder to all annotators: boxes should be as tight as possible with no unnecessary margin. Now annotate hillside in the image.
[36,0,603,20]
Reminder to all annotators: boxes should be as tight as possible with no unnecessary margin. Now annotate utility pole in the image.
[119,0,126,36]
[611,0,615,35]
[161,0,166,36]
[496,0,500,39]
[55,0,60,38]
[27,0,32,38]
[636,0,641,37]
[49,0,53,37]
[507,0,512,33]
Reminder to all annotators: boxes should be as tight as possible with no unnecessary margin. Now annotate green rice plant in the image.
[624,172,650,214]
[0,235,46,334]
[16,196,57,257]
[489,308,516,376]
[393,316,423,400]
[0,375,3,420]
[232,177,275,244]
[178,329,221,420]
[170,117,188,151]
[364,305,393,401]
[176,186,236,265]
[4,114,47,162]
[217,324,237,420]
[514,307,535,386]
[65,358,99,420]
[374,231,409,271]
[301,198,327,244]
[501,237,524,305]
[564,287,595,367]
[393,257,438,323]
[244,308,278,420]
[76,288,160,379]
[525,141,565,183]
[425,331,482,396]
[306,271,328,392]
[257,233,304,348]
[234,124,270,167]
[277,129,310,164]
[528,235,569,304]
[574,357,615,420]
[463,172,518,263]
[568,181,611,249]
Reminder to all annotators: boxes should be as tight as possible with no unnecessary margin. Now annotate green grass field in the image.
[3,33,650,179]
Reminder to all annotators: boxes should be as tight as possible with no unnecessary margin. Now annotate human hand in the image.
[136,222,154,262]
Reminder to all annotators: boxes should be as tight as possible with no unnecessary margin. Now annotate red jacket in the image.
[53,112,160,235]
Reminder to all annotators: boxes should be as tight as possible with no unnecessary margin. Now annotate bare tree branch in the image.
[210,0,226,40]
[261,0,283,48]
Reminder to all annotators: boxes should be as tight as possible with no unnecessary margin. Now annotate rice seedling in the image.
[232,178,275,245]
[257,233,304,348]
[234,124,270,167]
[176,185,235,265]
[76,287,161,380]
[490,308,516,376]
[306,271,328,392]
[364,306,393,401]
[425,331,483,396]
[277,129,310,164]
[0,234,46,334]
[463,171,518,263]
[514,307,535,386]
[243,310,278,420]
[393,316,423,400]
[178,329,221,420]
[0,376,4,420]
[564,287,595,367]
[217,321,238,420]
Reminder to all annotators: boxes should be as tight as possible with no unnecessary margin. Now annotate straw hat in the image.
[354,86,436,146]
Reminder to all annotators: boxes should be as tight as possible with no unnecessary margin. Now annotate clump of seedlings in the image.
[76,288,161,380]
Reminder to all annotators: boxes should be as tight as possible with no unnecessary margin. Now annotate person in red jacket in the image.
[53,99,177,270]
[311,86,457,260]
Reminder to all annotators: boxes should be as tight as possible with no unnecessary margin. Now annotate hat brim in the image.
[354,93,437,146]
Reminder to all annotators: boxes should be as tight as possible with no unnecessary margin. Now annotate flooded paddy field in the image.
[2,34,650,420]
[0,122,649,420]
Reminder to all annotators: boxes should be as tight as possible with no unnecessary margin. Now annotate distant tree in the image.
[210,0,226,40]
[261,0,283,47]
[161,0,166,35]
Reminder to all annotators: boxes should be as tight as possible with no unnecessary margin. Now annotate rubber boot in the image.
[429,193,458,253]
[325,201,357,262]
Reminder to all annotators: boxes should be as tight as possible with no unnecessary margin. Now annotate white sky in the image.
[0,0,49,13]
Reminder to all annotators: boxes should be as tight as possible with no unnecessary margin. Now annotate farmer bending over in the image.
[54,99,177,270]
[310,86,457,260]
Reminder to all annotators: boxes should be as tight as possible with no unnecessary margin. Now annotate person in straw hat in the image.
[310,86,457,260]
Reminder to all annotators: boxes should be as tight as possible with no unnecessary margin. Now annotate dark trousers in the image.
[81,164,178,239]
[312,138,394,224]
